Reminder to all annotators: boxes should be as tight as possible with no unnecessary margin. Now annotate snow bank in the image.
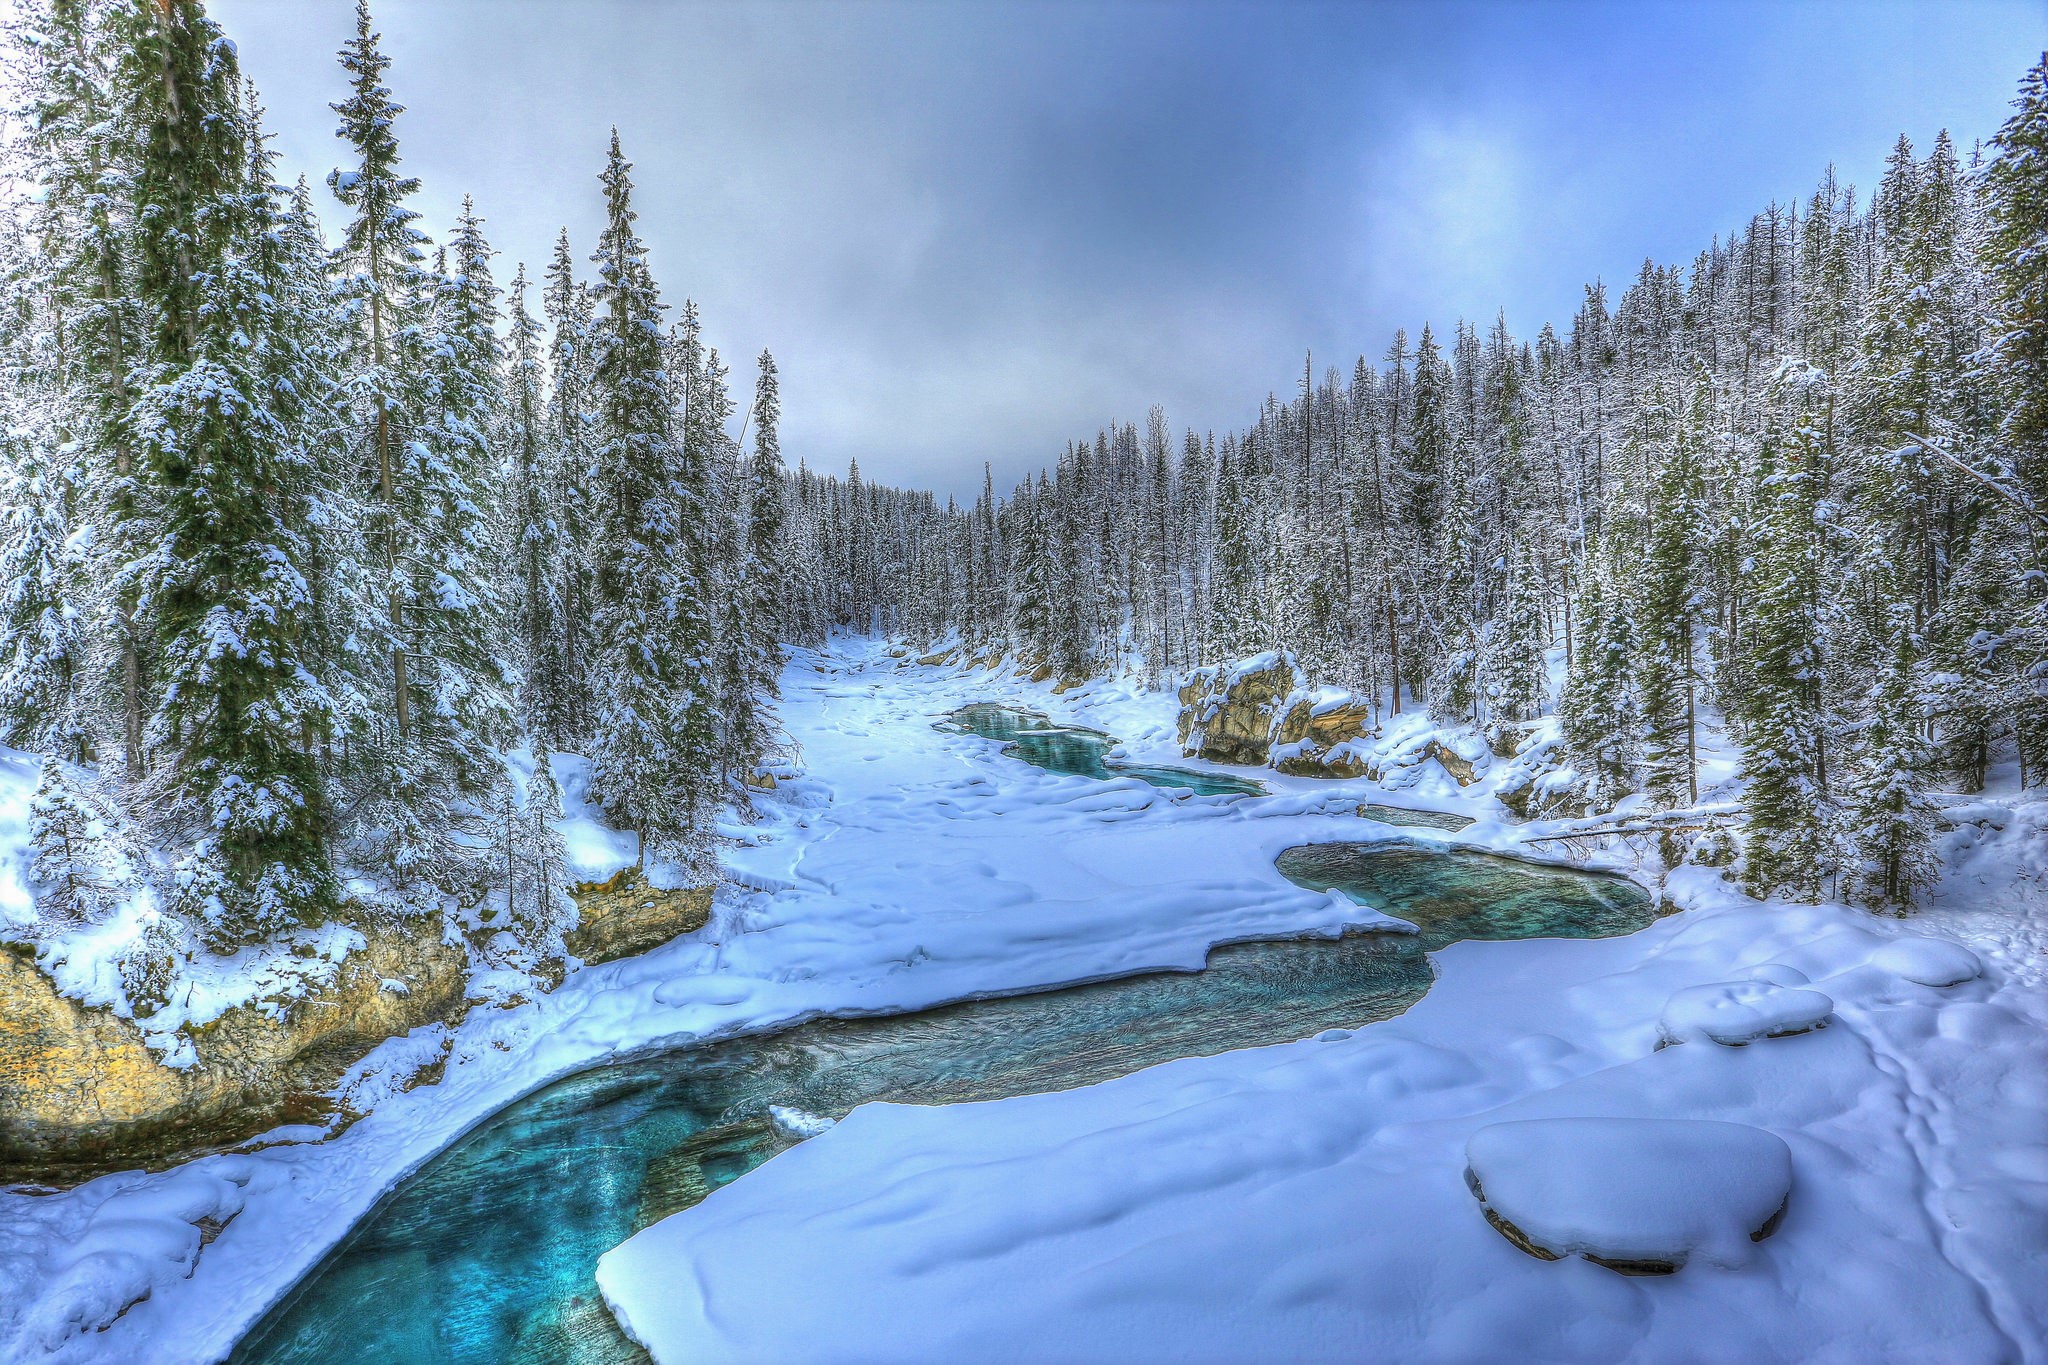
[1656,978,1834,1048]
[1464,1117,1792,1272]
[8,637,2046,1365]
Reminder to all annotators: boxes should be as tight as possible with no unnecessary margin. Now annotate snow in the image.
[1464,1117,1793,1270]
[1870,935,1984,988]
[1656,978,1835,1047]
[4,636,2046,1364]
[767,1105,837,1140]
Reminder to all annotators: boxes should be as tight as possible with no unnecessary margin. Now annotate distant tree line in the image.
[820,56,2048,910]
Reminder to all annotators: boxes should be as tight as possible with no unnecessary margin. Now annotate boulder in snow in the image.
[767,1104,837,1140]
[1657,979,1833,1048]
[1870,936,1983,988]
[1176,652,1305,766]
[1465,1117,1793,1274]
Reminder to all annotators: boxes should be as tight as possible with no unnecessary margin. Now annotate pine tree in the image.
[1636,371,1708,805]
[122,1,334,943]
[1485,541,1549,732]
[728,350,786,776]
[28,755,113,929]
[10,0,150,778]
[1843,637,1937,908]
[1739,428,1835,901]
[1559,552,1639,808]
[329,0,429,752]
[505,263,566,746]
[586,131,711,866]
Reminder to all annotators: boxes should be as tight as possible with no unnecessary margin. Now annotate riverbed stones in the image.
[1466,1118,1793,1274]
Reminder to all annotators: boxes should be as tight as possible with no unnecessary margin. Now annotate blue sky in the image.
[212,0,2046,499]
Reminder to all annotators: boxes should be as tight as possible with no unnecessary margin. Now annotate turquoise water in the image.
[941,703,1267,797]
[1275,842,1658,951]
[232,847,1659,1365]
[1353,804,1473,832]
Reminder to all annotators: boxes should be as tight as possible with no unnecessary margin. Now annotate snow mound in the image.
[1657,978,1833,1047]
[767,1105,836,1140]
[1869,936,1983,988]
[1465,1118,1792,1273]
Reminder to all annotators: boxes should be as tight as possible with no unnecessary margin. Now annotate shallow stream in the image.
[234,714,1654,1365]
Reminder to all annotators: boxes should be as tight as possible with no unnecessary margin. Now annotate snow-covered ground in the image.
[5,636,2045,1363]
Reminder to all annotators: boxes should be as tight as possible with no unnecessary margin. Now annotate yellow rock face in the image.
[0,916,466,1178]
[2,870,713,1177]
[565,868,713,966]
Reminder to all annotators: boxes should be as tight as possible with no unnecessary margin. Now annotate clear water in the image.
[1275,842,1658,951]
[941,703,1267,797]
[233,846,1660,1365]
[1353,804,1473,833]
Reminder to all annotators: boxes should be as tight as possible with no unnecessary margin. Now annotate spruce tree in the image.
[586,131,711,865]
[1739,428,1835,901]
[123,0,333,943]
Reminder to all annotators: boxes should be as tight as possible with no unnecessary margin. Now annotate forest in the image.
[792,58,2048,912]
[1,0,792,969]
[3,0,2046,1018]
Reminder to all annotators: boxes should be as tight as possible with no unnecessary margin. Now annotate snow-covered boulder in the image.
[1176,652,1305,766]
[767,1105,837,1140]
[1465,1118,1793,1274]
[1656,978,1834,1048]
[1870,936,1983,988]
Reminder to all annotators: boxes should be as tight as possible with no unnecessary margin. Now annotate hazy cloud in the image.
[211,0,2044,498]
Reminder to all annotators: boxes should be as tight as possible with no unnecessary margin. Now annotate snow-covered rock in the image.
[767,1105,837,1140]
[1657,978,1834,1047]
[1175,652,1304,765]
[1465,1117,1793,1273]
[1870,936,1983,988]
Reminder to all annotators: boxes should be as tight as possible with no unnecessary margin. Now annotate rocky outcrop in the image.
[1177,652,1306,766]
[566,868,713,966]
[0,914,465,1179]
[1423,737,1488,786]
[1,868,712,1178]
[1271,690,1378,777]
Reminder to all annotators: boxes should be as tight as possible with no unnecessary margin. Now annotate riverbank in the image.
[4,636,2041,1363]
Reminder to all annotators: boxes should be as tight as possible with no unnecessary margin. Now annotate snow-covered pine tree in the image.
[1559,550,1639,809]
[586,131,712,866]
[8,0,150,778]
[1635,370,1709,806]
[505,263,568,747]
[1984,53,2048,783]
[25,752,126,931]
[122,1,334,944]
[1484,541,1549,735]
[412,197,515,804]
[727,349,786,777]
[1738,424,1836,901]
[1842,632,1937,909]
[542,228,599,742]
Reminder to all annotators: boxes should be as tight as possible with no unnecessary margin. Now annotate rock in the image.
[1466,1118,1793,1274]
[743,770,778,791]
[1269,690,1378,778]
[1176,652,1307,766]
[1273,745,1370,778]
[1870,936,1983,988]
[566,868,713,966]
[1424,737,1488,787]
[0,914,466,1179]
[1656,978,1834,1047]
